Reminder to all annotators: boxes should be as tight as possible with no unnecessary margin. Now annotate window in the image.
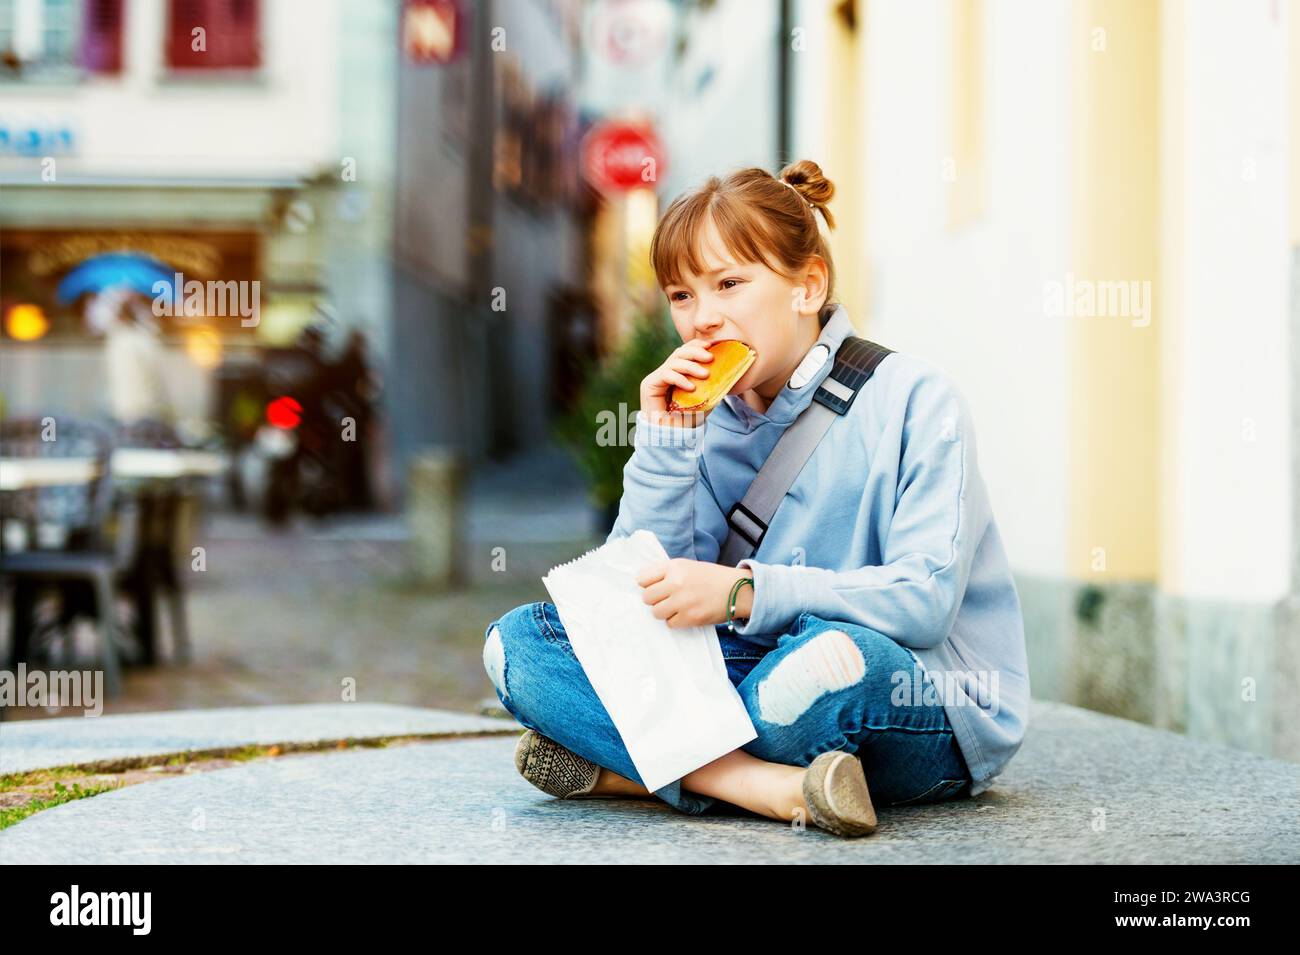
[0,0,78,76]
[0,0,122,78]
[166,0,260,71]
[0,0,16,65]
[41,0,76,63]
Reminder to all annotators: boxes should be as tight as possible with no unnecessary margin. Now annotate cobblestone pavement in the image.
[1,445,604,722]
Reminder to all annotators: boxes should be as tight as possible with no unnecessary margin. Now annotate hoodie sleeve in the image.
[605,409,711,560]
[729,371,991,650]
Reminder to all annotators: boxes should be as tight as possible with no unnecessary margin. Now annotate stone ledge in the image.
[0,703,520,776]
[2,699,1296,863]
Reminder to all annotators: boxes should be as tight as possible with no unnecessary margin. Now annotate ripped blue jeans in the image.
[483,601,972,815]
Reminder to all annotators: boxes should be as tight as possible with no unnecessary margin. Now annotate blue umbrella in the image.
[56,252,176,305]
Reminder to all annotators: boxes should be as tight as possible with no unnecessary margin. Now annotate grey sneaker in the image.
[801,751,878,837]
[513,729,601,799]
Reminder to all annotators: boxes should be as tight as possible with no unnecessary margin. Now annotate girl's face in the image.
[661,214,829,403]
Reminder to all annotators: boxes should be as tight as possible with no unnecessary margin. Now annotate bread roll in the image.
[667,339,757,414]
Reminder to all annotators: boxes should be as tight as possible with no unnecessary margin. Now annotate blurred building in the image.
[388,0,788,472]
[0,0,397,436]
[389,0,586,470]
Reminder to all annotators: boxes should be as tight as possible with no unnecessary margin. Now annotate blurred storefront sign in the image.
[0,120,77,156]
[402,0,466,65]
[0,229,260,342]
[581,120,665,195]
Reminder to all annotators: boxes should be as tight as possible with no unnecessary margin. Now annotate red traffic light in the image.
[266,395,302,429]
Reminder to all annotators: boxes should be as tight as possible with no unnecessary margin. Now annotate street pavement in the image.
[2,699,1297,863]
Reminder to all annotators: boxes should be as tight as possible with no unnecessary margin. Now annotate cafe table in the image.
[0,448,228,666]
[0,457,100,491]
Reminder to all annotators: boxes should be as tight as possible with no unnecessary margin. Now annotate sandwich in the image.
[667,339,758,414]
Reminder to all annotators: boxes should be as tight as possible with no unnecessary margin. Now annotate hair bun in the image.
[778,159,835,229]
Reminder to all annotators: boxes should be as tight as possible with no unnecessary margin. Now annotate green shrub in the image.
[552,309,680,510]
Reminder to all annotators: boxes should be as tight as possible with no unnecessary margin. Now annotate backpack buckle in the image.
[727,500,768,550]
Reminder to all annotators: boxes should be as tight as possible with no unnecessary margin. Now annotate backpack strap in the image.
[718,335,894,567]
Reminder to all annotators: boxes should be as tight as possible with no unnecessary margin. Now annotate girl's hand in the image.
[635,558,754,629]
[639,340,715,428]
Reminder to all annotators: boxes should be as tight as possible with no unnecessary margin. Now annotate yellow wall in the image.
[1068,0,1162,581]
[948,0,985,229]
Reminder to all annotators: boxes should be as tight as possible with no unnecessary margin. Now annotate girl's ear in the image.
[793,256,830,316]
[788,286,806,315]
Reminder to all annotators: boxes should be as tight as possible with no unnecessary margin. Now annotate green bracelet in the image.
[726,576,754,631]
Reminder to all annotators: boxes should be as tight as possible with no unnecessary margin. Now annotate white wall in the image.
[0,0,341,179]
[1163,0,1292,601]
[864,0,1072,578]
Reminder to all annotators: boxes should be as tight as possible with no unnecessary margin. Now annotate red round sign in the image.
[581,122,666,194]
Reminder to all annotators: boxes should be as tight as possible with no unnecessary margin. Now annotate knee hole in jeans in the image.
[757,629,867,726]
[483,624,509,700]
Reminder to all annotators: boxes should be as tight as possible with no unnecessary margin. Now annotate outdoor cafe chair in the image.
[0,415,134,697]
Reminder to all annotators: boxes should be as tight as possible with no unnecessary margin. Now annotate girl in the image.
[484,160,1030,837]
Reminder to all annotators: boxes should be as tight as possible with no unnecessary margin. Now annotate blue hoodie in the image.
[606,302,1030,795]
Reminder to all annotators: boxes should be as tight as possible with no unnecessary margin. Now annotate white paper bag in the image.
[541,529,758,793]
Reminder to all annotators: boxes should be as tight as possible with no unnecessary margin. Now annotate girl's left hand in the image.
[636,558,753,629]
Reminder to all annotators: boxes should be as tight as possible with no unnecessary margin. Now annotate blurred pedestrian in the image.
[91,286,171,423]
[332,329,377,509]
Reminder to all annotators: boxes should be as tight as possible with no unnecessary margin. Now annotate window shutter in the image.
[81,0,125,74]
[167,0,209,68]
[223,0,260,68]
[166,0,260,70]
